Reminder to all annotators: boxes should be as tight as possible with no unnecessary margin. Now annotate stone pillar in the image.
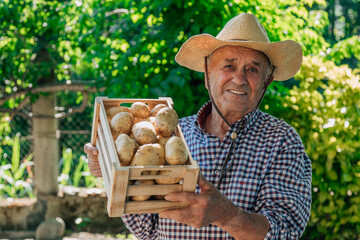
[33,94,59,196]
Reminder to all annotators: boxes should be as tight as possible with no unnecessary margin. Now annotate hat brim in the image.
[175,34,303,81]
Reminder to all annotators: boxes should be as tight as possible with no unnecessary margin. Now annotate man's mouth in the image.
[229,90,247,95]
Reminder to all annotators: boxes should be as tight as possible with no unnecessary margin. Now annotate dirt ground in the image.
[0,231,135,240]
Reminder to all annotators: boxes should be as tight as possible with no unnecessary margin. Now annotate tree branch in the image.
[9,96,30,119]
[0,107,33,119]
[0,82,104,119]
[55,91,89,119]
[0,82,101,105]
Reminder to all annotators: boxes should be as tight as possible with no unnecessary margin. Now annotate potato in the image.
[112,131,119,142]
[115,134,136,166]
[110,112,134,135]
[165,136,188,165]
[130,102,151,118]
[129,131,135,139]
[131,143,165,175]
[132,121,157,145]
[149,116,156,126]
[132,139,140,150]
[134,117,150,124]
[153,195,165,200]
[131,180,155,201]
[155,107,179,136]
[157,135,171,146]
[155,170,181,185]
[151,104,167,117]
[106,106,130,122]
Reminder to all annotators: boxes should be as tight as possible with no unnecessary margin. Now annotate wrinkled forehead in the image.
[208,45,271,67]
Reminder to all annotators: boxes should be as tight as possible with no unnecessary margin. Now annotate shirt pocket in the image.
[225,176,262,212]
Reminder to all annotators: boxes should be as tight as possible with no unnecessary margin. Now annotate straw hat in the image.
[175,13,303,81]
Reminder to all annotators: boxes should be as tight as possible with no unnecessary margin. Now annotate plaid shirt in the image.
[122,101,312,239]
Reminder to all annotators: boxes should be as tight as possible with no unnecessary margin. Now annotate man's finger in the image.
[90,168,103,177]
[84,143,98,155]
[197,172,207,185]
[87,153,99,163]
[164,192,197,204]
[159,208,183,220]
[197,172,213,191]
[88,158,101,170]
[159,204,193,220]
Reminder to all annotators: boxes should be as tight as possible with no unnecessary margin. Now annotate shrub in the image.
[270,56,360,239]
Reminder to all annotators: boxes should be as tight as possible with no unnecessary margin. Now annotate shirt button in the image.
[214,170,219,175]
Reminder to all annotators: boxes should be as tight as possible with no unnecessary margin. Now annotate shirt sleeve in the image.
[121,213,159,240]
[255,128,312,239]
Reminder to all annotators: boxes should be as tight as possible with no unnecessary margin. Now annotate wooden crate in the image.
[91,97,199,217]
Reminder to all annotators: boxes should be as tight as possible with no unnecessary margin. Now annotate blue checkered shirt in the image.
[122,101,312,239]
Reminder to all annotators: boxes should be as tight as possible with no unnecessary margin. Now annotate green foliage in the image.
[0,114,11,137]
[0,136,34,198]
[58,148,101,188]
[0,140,100,198]
[92,0,331,117]
[0,0,333,117]
[273,56,360,239]
[326,35,360,68]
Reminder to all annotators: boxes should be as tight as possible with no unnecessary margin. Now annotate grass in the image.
[58,147,102,189]
[0,136,34,198]
[0,135,101,198]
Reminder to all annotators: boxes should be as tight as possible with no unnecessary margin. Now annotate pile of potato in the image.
[105,102,189,201]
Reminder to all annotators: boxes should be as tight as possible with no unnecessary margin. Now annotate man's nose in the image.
[232,70,247,85]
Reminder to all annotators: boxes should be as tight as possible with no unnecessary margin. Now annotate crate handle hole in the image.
[139,170,173,176]
[157,170,173,176]
[139,170,168,176]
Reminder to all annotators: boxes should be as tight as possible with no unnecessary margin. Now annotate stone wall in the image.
[0,187,126,233]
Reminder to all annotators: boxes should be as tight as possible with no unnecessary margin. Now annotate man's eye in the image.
[224,65,233,69]
[249,68,258,73]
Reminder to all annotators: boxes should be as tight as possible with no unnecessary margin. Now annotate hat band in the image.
[229,39,249,41]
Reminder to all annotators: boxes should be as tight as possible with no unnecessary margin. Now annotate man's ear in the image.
[263,66,275,89]
[263,76,273,90]
[204,62,209,90]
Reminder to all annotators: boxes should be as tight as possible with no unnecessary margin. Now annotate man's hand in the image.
[83,143,102,177]
[159,173,269,239]
[159,173,239,228]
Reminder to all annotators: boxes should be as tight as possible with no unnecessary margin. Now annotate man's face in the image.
[206,46,270,119]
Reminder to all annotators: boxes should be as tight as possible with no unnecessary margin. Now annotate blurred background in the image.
[0,0,359,239]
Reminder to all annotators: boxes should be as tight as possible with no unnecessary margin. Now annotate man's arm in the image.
[159,129,312,239]
[84,143,159,239]
[255,133,312,239]
[121,213,159,240]
[159,173,270,240]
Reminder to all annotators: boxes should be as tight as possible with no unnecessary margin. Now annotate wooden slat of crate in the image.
[97,145,110,195]
[102,97,174,110]
[182,168,199,192]
[97,122,115,176]
[128,165,187,180]
[127,184,183,197]
[91,97,199,217]
[98,99,121,171]
[108,168,129,217]
[91,98,110,195]
[96,124,111,192]
[124,200,186,215]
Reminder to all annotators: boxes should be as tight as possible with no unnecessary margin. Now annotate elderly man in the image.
[84,13,312,239]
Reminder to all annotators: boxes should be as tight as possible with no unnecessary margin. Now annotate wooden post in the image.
[33,94,59,196]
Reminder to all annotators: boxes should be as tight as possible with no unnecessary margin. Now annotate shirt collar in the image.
[195,101,261,134]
